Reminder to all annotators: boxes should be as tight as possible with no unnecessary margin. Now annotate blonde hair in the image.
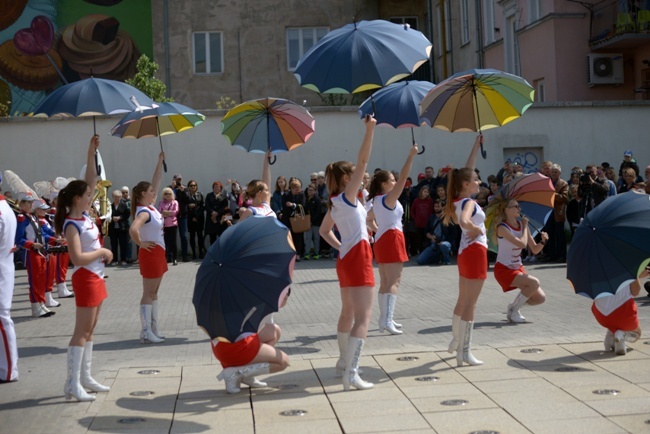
[162,187,175,200]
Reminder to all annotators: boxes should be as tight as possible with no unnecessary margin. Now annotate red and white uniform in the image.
[592,284,639,333]
[0,195,18,381]
[494,222,527,292]
[248,202,276,218]
[330,193,374,287]
[372,195,408,263]
[15,212,55,303]
[39,216,57,294]
[48,207,69,286]
[64,214,106,307]
[136,205,168,279]
[454,198,488,280]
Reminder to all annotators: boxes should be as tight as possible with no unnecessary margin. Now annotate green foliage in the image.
[317,92,365,106]
[126,54,173,103]
[0,100,9,117]
[215,96,238,110]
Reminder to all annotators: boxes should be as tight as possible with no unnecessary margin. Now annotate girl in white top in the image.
[366,144,418,336]
[130,152,166,345]
[239,150,276,220]
[493,199,548,324]
[442,135,487,367]
[320,115,376,391]
[54,135,113,402]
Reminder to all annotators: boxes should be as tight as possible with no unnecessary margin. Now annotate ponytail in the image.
[54,180,88,234]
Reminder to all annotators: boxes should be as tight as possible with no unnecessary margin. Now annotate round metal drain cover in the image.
[415,376,440,382]
[441,399,468,406]
[279,409,307,416]
[592,389,620,395]
[520,348,543,354]
[644,341,650,345]
[129,391,155,397]
[137,369,160,375]
[469,431,500,434]
[118,417,146,424]
[397,356,419,361]
[274,384,299,390]
[645,419,650,425]
[554,366,581,372]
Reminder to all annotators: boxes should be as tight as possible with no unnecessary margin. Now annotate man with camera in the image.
[578,165,609,218]
[540,164,569,263]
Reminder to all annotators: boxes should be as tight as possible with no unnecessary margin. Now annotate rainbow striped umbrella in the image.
[221,98,315,157]
[419,69,534,157]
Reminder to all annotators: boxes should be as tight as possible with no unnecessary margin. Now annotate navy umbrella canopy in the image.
[567,191,650,299]
[193,217,296,341]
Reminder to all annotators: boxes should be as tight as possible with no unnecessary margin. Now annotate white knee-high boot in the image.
[140,305,164,344]
[377,293,387,332]
[150,300,165,340]
[335,332,363,377]
[604,330,615,351]
[456,320,484,367]
[448,315,460,353]
[507,292,529,323]
[45,291,60,307]
[57,282,74,298]
[64,346,95,401]
[342,337,373,391]
[217,363,270,394]
[80,341,110,392]
[383,294,402,335]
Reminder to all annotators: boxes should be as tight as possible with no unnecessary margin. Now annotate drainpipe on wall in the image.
[440,0,448,77]
[238,29,243,103]
[427,0,437,83]
[164,0,171,97]
[475,0,484,68]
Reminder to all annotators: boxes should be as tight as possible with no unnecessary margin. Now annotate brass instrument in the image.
[5,196,19,214]
[93,179,112,235]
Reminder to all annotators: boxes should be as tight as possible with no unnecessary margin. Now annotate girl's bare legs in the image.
[339,286,374,338]
[507,274,546,323]
[251,343,290,373]
[69,305,100,347]
[141,277,162,304]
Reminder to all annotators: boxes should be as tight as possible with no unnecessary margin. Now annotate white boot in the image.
[383,294,402,335]
[456,320,484,367]
[150,300,165,340]
[31,303,52,318]
[377,293,387,333]
[80,341,110,392]
[342,337,373,391]
[40,302,55,315]
[57,282,74,298]
[241,377,268,388]
[604,330,615,351]
[140,305,164,344]
[45,291,60,308]
[614,330,627,355]
[506,292,528,323]
[335,332,363,377]
[448,315,460,354]
[240,363,270,389]
[217,363,270,394]
[64,346,96,401]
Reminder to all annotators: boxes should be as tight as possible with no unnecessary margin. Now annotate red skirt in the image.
[139,245,168,279]
[337,241,375,287]
[592,299,639,333]
[72,268,107,307]
[213,334,261,368]
[374,230,408,264]
[457,243,488,280]
[494,262,526,292]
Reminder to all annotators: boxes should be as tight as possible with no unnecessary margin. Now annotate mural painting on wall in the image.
[503,147,542,174]
[0,0,152,115]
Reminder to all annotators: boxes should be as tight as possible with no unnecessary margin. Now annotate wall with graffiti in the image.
[0,0,152,115]
[502,147,543,173]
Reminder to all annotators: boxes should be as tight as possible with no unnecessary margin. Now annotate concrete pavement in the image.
[1,257,649,433]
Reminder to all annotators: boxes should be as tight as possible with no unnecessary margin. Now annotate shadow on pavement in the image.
[94,338,196,351]
[80,415,210,433]
[18,346,66,357]
[0,395,63,410]
[417,321,520,335]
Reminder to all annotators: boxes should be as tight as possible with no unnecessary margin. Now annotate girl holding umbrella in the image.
[54,135,113,401]
[130,152,167,344]
[319,115,376,391]
[491,200,548,323]
[443,134,487,367]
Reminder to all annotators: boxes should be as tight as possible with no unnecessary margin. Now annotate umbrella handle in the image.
[94,150,101,177]
[163,159,168,173]
[480,142,487,159]
[268,154,277,165]
[411,128,424,154]
[418,145,425,155]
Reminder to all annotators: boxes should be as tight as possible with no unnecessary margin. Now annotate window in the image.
[484,0,497,44]
[460,0,470,45]
[535,79,545,102]
[286,27,328,70]
[529,0,541,23]
[436,1,452,54]
[193,32,223,74]
[390,16,419,30]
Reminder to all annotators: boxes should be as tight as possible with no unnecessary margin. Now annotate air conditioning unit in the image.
[587,53,624,86]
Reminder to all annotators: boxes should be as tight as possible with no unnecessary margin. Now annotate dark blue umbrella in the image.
[193,217,296,341]
[294,20,432,94]
[567,192,650,299]
[358,80,434,153]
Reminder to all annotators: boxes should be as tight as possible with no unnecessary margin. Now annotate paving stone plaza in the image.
[1,258,649,434]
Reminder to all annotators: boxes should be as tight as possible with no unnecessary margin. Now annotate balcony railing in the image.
[590,0,650,48]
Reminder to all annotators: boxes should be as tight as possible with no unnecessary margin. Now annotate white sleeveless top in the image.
[372,194,403,241]
[64,214,104,278]
[249,202,276,218]
[496,222,523,268]
[453,198,487,255]
[594,284,633,316]
[136,205,165,248]
[330,193,369,258]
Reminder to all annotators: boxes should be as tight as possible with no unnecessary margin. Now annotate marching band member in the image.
[48,193,74,298]
[33,199,64,308]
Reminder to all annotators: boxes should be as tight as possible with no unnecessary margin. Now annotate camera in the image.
[579,174,592,184]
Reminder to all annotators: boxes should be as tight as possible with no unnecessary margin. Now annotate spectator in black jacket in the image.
[281,178,306,259]
[187,180,205,259]
[108,189,131,265]
[303,184,323,259]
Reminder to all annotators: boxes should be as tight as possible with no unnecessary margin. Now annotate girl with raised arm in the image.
[366,144,418,335]
[54,135,113,401]
[443,135,487,367]
[319,115,376,391]
[239,150,275,220]
[129,152,167,344]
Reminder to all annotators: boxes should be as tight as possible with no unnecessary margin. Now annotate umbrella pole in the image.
[157,118,168,172]
[92,116,102,177]
[266,110,276,165]
[472,84,487,159]
[412,127,425,154]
